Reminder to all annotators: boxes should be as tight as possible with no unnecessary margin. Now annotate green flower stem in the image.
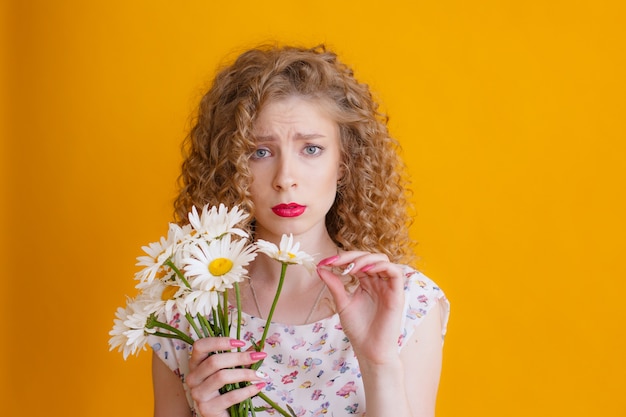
[222,289,229,333]
[151,331,193,345]
[256,392,294,417]
[234,282,242,346]
[244,397,256,417]
[258,262,288,351]
[218,290,230,338]
[246,398,256,417]
[184,312,204,340]
[149,321,195,345]
[198,313,213,337]
[164,258,192,289]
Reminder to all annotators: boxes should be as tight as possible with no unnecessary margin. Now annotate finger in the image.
[318,251,380,267]
[189,337,246,368]
[356,262,405,290]
[319,252,390,273]
[187,350,268,387]
[189,365,269,398]
[316,266,350,310]
[195,382,267,417]
[357,262,403,281]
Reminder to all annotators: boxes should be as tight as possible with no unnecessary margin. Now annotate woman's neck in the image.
[250,227,338,289]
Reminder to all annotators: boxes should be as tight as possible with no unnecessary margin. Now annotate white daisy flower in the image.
[135,223,190,284]
[183,288,220,317]
[109,304,134,359]
[256,234,316,272]
[139,278,188,323]
[108,297,156,360]
[188,203,249,240]
[182,234,257,292]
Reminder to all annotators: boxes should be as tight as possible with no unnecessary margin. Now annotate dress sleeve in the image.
[397,266,450,349]
[147,314,195,407]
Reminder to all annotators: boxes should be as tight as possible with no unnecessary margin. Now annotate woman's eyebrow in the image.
[255,133,327,142]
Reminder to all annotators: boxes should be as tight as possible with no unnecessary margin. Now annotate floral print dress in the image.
[149,266,449,416]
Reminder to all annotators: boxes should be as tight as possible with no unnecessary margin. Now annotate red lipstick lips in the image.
[272,203,306,218]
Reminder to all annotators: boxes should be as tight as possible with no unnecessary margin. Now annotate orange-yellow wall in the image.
[2,1,625,416]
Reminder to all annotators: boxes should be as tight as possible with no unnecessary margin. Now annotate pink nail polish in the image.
[255,382,267,390]
[361,264,375,272]
[318,255,340,266]
[230,339,246,348]
[250,351,267,361]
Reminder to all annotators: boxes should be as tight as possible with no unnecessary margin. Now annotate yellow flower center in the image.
[161,285,179,301]
[209,258,234,276]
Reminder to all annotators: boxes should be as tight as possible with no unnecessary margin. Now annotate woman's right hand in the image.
[186,337,268,417]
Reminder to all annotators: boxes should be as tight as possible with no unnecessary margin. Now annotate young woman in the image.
[150,44,449,417]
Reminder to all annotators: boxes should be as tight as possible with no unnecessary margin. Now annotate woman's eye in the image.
[304,145,322,156]
[252,148,270,159]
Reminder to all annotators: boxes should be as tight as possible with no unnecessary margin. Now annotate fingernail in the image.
[230,339,246,348]
[250,351,267,361]
[254,382,267,390]
[255,370,269,380]
[318,255,340,266]
[361,264,375,272]
[341,262,355,275]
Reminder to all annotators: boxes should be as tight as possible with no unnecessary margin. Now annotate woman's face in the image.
[249,96,342,242]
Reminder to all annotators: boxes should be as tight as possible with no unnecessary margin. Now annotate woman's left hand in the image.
[316,252,405,364]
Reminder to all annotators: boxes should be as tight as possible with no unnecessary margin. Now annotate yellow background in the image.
[2,1,625,416]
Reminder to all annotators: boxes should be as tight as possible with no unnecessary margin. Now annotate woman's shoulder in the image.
[400,265,445,298]
[398,265,450,345]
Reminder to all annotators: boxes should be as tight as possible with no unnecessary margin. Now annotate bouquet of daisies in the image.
[109,204,314,417]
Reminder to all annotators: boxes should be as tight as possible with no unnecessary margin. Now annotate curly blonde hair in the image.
[175,44,415,264]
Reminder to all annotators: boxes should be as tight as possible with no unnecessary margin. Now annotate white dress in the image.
[149,266,450,416]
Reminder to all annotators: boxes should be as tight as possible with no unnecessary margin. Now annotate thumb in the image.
[316,266,349,311]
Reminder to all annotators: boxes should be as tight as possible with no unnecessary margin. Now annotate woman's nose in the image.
[272,155,297,190]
